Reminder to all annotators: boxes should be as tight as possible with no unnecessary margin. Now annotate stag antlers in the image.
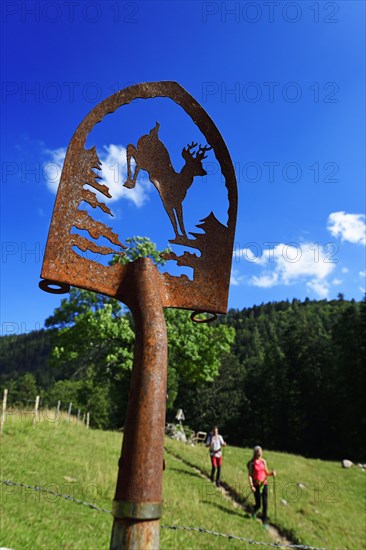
[182,142,212,161]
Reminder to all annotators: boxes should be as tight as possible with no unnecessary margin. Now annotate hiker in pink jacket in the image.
[247,445,276,528]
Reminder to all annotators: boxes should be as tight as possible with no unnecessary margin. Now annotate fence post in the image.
[86,412,90,429]
[0,389,8,435]
[33,395,40,426]
[55,400,61,421]
[67,402,72,423]
[77,409,81,422]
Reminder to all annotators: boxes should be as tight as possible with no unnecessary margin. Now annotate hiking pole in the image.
[273,474,277,523]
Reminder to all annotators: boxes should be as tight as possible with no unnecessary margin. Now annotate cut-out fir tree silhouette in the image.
[71,146,125,257]
[124,122,212,242]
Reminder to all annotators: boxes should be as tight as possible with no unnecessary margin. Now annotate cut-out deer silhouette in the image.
[124,122,212,239]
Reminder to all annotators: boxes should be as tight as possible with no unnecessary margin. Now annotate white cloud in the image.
[306,279,330,299]
[327,211,366,245]
[360,287,366,294]
[233,247,267,264]
[359,271,366,279]
[248,242,337,297]
[341,267,349,274]
[97,144,150,207]
[230,268,245,286]
[251,272,279,288]
[43,147,66,193]
[273,243,335,282]
[44,144,150,207]
[331,278,342,286]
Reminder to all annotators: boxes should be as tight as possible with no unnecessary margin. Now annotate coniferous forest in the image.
[1,296,365,461]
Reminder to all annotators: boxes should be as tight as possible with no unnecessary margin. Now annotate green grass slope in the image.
[164,438,366,549]
[1,414,365,549]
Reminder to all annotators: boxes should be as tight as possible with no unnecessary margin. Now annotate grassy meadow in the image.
[1,412,365,549]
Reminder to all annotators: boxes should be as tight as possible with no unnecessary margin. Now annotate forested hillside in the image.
[1,297,364,460]
[176,297,365,460]
[0,329,54,385]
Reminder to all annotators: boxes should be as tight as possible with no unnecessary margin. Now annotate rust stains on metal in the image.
[110,258,167,549]
[39,81,237,317]
[110,518,160,550]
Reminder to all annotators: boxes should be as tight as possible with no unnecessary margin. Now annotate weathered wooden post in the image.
[39,82,237,549]
[33,395,40,426]
[56,400,61,419]
[67,402,72,423]
[0,388,8,435]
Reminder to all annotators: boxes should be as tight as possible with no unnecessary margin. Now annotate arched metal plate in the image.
[40,82,237,314]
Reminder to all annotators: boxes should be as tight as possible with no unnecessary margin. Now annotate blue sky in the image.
[1,0,365,336]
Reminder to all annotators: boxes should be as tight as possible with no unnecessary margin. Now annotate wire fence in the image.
[0,479,326,550]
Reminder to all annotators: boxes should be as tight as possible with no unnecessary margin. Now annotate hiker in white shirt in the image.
[206,426,226,487]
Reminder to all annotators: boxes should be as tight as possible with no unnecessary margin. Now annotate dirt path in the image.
[217,483,289,546]
[165,446,293,548]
